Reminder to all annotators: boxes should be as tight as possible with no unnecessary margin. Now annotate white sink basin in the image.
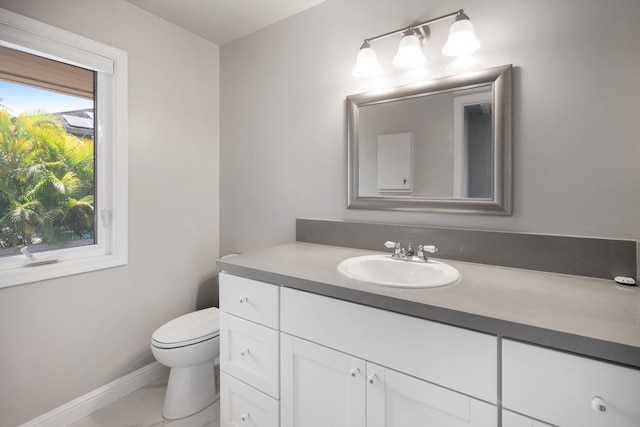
[337,255,460,288]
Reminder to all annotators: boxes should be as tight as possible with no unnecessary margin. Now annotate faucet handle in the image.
[421,245,438,253]
[385,241,402,257]
[384,241,398,249]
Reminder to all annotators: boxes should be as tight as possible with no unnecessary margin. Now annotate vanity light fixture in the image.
[352,9,480,78]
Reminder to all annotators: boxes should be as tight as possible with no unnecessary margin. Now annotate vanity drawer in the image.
[220,272,279,328]
[503,339,640,427]
[220,312,279,398]
[281,287,497,403]
[220,372,279,427]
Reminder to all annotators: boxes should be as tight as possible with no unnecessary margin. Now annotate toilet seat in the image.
[152,307,220,349]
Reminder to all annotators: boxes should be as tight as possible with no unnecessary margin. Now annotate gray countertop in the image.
[216,242,640,368]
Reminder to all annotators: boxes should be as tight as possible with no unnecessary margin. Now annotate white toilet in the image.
[151,307,220,420]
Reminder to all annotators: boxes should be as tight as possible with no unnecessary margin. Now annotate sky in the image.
[0,80,93,116]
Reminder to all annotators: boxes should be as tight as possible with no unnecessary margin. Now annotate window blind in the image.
[0,45,94,99]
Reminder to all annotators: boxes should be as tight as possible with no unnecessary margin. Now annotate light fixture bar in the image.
[363,10,461,44]
[352,9,479,78]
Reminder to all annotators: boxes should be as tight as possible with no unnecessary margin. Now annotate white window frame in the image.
[0,8,128,288]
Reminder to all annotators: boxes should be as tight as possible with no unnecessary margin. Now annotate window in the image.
[1,48,96,255]
[0,8,127,287]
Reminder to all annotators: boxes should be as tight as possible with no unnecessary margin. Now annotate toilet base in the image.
[162,361,218,420]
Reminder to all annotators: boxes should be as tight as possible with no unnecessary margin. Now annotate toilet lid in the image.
[152,307,220,349]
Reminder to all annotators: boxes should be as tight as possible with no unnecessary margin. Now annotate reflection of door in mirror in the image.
[377,132,412,193]
[453,88,493,198]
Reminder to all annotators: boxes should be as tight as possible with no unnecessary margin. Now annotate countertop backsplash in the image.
[296,218,638,282]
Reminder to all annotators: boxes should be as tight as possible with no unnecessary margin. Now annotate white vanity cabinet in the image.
[219,270,640,427]
[219,273,280,427]
[280,287,498,427]
[502,339,640,427]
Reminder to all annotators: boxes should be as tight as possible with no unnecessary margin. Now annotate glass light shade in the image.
[352,46,382,78]
[442,18,480,57]
[392,33,426,68]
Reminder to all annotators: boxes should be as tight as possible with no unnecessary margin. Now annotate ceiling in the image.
[125,0,326,45]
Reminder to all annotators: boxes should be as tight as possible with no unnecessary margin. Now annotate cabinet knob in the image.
[241,348,250,356]
[591,396,607,412]
[241,412,251,421]
[350,368,360,377]
[239,296,248,303]
[367,374,378,384]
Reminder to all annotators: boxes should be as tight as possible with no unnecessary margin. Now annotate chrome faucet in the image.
[384,241,437,263]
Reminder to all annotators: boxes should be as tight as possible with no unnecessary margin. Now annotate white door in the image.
[377,132,412,192]
[366,362,497,427]
[281,333,365,427]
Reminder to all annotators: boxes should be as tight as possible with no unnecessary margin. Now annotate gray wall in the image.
[221,0,640,256]
[0,1,220,425]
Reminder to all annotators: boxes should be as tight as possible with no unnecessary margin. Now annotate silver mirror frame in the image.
[347,64,513,215]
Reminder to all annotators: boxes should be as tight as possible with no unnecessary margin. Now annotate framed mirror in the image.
[347,64,512,214]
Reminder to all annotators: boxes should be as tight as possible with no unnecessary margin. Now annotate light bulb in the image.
[352,43,382,78]
[442,14,480,57]
[392,31,426,68]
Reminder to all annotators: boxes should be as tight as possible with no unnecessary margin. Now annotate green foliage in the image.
[0,109,95,249]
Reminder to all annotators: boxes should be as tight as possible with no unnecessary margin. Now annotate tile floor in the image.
[70,374,220,427]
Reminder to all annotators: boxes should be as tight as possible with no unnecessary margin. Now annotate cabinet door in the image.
[366,362,497,427]
[281,333,365,427]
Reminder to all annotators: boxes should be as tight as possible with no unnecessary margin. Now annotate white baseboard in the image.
[20,362,169,427]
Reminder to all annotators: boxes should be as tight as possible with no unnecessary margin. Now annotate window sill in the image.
[0,253,127,288]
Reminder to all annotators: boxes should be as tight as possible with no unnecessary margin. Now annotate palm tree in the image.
[0,109,95,250]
